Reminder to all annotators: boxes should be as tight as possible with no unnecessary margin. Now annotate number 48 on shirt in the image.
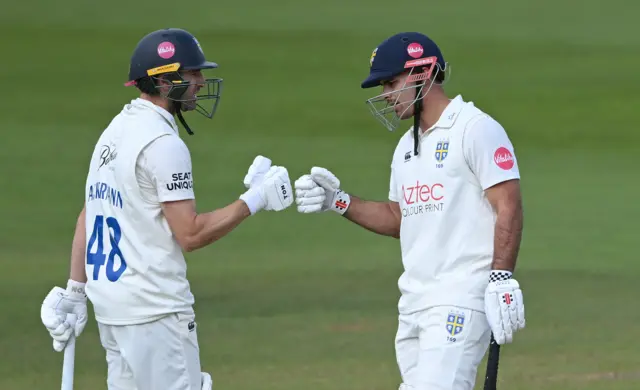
[86,215,128,282]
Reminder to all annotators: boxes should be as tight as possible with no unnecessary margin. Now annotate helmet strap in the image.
[413,81,425,156]
[176,103,194,135]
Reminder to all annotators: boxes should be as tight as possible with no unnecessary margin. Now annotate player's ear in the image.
[155,74,172,89]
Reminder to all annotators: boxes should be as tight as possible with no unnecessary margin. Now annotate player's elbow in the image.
[387,202,401,239]
[175,234,205,253]
[161,199,206,253]
[175,229,224,253]
[172,233,194,252]
[178,238,198,253]
[387,223,400,239]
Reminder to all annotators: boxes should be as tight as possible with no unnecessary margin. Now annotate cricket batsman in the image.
[294,32,526,389]
[39,28,293,390]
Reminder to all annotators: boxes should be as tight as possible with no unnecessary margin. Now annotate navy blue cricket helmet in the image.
[125,28,223,135]
[361,32,446,89]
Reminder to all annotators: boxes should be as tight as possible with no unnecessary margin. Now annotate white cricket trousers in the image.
[97,311,203,390]
[395,306,491,390]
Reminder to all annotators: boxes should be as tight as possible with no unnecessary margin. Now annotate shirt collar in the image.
[128,98,179,133]
[417,94,466,137]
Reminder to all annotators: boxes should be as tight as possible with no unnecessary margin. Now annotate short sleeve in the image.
[139,135,195,202]
[389,164,399,202]
[463,116,520,190]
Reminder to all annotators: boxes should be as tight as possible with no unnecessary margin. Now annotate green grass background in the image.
[1,0,638,389]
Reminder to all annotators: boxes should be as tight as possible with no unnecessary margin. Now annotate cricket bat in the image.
[61,313,77,390]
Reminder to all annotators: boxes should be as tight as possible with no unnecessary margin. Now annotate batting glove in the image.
[40,279,88,352]
[294,167,351,214]
[201,372,213,390]
[484,270,526,345]
[240,156,293,214]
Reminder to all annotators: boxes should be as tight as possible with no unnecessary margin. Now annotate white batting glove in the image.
[201,372,213,390]
[484,270,526,345]
[243,155,272,189]
[240,162,293,214]
[40,279,88,352]
[294,167,351,214]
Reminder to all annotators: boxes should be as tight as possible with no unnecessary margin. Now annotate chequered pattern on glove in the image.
[489,270,513,283]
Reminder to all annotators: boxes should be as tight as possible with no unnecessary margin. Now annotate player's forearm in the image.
[492,200,523,272]
[185,200,251,252]
[344,196,400,238]
[69,206,88,283]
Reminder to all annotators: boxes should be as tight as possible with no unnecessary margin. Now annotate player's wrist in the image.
[239,188,265,215]
[329,190,351,215]
[489,270,513,283]
[66,279,87,300]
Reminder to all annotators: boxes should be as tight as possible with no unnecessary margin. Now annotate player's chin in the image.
[396,107,414,120]
[181,99,198,112]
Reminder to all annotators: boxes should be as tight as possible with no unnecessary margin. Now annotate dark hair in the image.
[135,72,184,95]
[135,76,160,95]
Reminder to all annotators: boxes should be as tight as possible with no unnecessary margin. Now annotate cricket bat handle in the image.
[61,313,77,390]
[483,333,501,390]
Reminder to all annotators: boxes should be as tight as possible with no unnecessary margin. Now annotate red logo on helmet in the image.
[157,42,176,59]
[494,147,515,170]
[407,43,424,59]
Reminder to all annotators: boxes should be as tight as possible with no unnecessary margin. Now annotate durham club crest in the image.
[446,312,465,336]
[435,139,449,168]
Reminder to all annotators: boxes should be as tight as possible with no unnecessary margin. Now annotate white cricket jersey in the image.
[388,95,520,314]
[84,98,196,325]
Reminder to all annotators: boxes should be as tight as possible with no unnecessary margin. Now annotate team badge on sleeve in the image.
[446,312,465,336]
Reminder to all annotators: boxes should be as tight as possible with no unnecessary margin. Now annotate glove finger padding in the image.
[294,174,317,191]
[310,167,340,191]
[53,338,70,353]
[297,204,323,213]
[243,155,272,188]
[484,291,505,344]
[52,325,73,345]
[296,194,325,206]
[49,321,71,338]
[295,186,324,200]
[515,288,526,330]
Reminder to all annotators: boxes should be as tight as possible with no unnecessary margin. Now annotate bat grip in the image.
[483,333,501,390]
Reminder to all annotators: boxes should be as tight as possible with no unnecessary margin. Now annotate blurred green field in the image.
[1,0,639,389]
